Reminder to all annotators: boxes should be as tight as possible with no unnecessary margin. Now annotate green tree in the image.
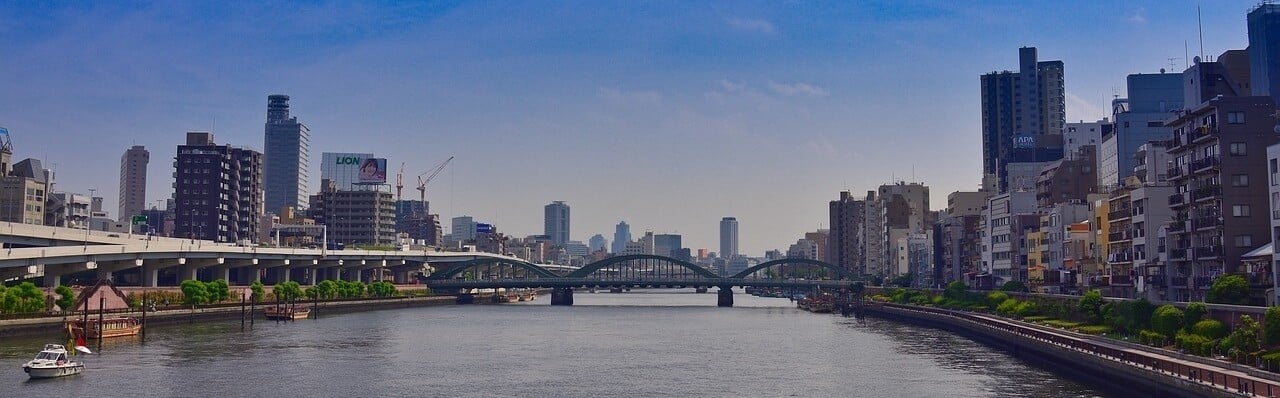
[1266,307,1280,347]
[943,281,968,301]
[891,272,914,287]
[205,279,231,303]
[1151,304,1185,338]
[986,291,1009,310]
[1077,290,1105,324]
[316,280,338,299]
[54,285,76,312]
[249,280,265,303]
[1183,302,1208,331]
[180,280,210,305]
[1225,315,1262,357]
[1193,319,1229,340]
[369,281,397,297]
[272,281,302,302]
[999,280,1029,292]
[5,282,46,313]
[1207,274,1251,305]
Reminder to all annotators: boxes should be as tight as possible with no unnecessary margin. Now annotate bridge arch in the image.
[426,257,559,280]
[729,258,854,280]
[566,254,720,279]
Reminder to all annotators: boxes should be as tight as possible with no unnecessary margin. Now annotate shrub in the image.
[1184,302,1208,330]
[986,292,1009,309]
[1262,351,1280,372]
[1266,307,1280,347]
[996,298,1019,315]
[1207,275,1251,305]
[206,279,231,303]
[249,280,265,302]
[1151,305,1185,338]
[1023,315,1054,322]
[1192,319,1229,340]
[943,281,968,301]
[1138,330,1167,346]
[999,280,1029,292]
[1225,315,1262,357]
[1175,332,1214,356]
[1077,290,1104,324]
[930,295,945,306]
[1014,301,1037,318]
[1076,325,1113,335]
[1045,319,1082,329]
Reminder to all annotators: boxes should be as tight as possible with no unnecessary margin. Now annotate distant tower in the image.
[719,217,739,259]
[263,94,310,214]
[118,145,149,222]
[544,201,570,246]
[612,221,631,254]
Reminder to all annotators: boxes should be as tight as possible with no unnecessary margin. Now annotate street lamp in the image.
[85,188,96,245]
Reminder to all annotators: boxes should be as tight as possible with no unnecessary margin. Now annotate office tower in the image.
[1098,73,1183,188]
[263,94,310,214]
[653,234,682,257]
[828,191,866,273]
[719,217,738,259]
[544,201,570,246]
[612,221,631,254]
[981,47,1066,192]
[118,145,149,223]
[588,234,608,253]
[174,132,264,242]
[1250,3,1280,100]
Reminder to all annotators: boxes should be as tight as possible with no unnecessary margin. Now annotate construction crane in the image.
[416,156,454,202]
[394,162,406,200]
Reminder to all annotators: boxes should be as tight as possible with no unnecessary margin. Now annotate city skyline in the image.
[0,1,1261,255]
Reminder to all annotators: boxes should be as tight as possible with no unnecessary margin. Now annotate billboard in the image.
[476,223,494,234]
[321,152,376,190]
[357,158,388,184]
[1012,135,1036,149]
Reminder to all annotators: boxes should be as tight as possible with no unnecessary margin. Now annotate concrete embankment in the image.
[865,304,1250,398]
[0,295,457,338]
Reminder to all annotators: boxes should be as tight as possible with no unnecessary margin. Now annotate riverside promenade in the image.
[868,302,1279,397]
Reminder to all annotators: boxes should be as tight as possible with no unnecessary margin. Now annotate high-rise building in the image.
[588,234,608,253]
[450,216,477,244]
[828,191,865,273]
[263,94,310,214]
[654,234,682,258]
[804,230,829,263]
[719,217,738,259]
[612,221,631,254]
[879,182,932,276]
[173,132,264,243]
[544,201,570,246]
[309,179,397,245]
[1249,3,1280,101]
[1099,73,1183,189]
[118,145,148,223]
[395,200,440,246]
[981,47,1066,193]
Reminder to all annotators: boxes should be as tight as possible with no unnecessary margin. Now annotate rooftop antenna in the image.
[1197,5,1205,60]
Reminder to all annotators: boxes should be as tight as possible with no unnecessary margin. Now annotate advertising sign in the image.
[357,158,388,184]
[476,223,494,234]
[1012,135,1035,149]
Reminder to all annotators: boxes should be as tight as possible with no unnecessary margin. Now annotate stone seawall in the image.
[865,304,1245,398]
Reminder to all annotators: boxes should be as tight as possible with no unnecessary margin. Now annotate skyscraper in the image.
[1250,3,1280,101]
[263,94,310,214]
[981,47,1066,192]
[719,217,738,259]
[117,145,149,223]
[588,234,608,253]
[829,191,865,274]
[612,221,631,254]
[544,201,570,246]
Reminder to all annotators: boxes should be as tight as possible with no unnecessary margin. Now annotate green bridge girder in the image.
[426,254,854,282]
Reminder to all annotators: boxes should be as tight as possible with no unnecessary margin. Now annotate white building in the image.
[1268,143,1280,304]
[983,191,1038,283]
[1064,119,1108,160]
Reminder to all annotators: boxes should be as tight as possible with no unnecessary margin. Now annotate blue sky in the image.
[0,1,1260,255]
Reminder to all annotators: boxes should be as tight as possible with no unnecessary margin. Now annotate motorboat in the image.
[22,344,84,379]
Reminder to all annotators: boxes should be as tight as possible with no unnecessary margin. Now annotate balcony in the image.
[1169,193,1186,206]
[1108,231,1131,242]
[1193,276,1213,289]
[1195,245,1223,259]
[1190,185,1222,202]
[1249,273,1275,287]
[1111,274,1133,286]
[1171,276,1189,287]
[1109,250,1133,263]
[1190,124,1219,143]
[1189,155,1220,173]
[1149,275,1167,287]
[1274,209,1280,220]
[1167,165,1184,178]
[1193,216,1222,230]
[1169,248,1188,259]
[1108,208,1132,220]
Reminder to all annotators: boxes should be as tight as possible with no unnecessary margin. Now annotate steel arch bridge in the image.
[420,254,863,307]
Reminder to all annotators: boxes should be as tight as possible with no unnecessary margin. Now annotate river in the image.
[1,289,1114,397]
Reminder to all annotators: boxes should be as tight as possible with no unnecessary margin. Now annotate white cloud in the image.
[718,79,746,93]
[767,81,827,97]
[1065,92,1107,122]
[1128,7,1146,25]
[726,17,776,34]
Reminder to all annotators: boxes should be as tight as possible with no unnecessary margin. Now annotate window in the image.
[1233,205,1251,217]
[1229,142,1246,156]
[1235,235,1253,248]
[1232,174,1249,187]
[1227,111,1246,124]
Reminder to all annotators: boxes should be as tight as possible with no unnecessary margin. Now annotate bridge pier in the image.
[550,287,574,306]
[717,287,733,307]
[456,293,474,304]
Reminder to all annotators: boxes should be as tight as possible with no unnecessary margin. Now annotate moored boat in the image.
[22,344,84,379]
[263,306,311,320]
[68,317,141,339]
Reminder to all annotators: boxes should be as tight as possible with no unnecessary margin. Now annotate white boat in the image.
[22,344,84,379]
